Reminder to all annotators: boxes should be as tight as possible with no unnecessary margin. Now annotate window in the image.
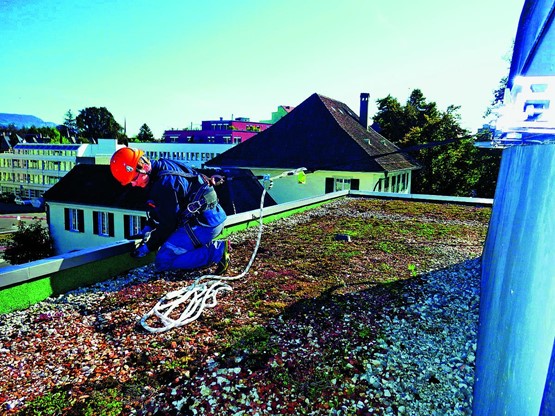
[124,214,145,239]
[325,177,360,193]
[93,211,114,237]
[335,178,351,191]
[64,208,84,233]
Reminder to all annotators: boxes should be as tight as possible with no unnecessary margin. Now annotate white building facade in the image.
[0,139,234,199]
[47,201,146,255]
[247,168,412,205]
[0,143,82,199]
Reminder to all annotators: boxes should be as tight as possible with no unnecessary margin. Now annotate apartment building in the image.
[163,117,272,145]
[0,143,83,199]
[139,142,233,169]
[0,138,234,200]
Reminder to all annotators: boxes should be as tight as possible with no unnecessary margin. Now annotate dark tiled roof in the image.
[43,165,149,211]
[207,93,419,173]
[0,134,12,152]
[43,164,276,215]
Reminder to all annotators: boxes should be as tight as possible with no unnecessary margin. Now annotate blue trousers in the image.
[155,222,225,272]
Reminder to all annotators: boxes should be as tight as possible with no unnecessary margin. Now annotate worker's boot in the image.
[214,240,230,275]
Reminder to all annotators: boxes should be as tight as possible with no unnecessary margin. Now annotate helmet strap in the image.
[136,156,151,174]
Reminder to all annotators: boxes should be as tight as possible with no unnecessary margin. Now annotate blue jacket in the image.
[144,159,227,251]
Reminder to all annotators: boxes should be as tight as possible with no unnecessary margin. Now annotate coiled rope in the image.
[140,168,306,333]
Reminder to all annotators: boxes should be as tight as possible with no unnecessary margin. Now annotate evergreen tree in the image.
[137,123,155,142]
[60,109,78,140]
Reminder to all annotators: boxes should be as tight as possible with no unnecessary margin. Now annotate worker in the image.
[109,147,229,274]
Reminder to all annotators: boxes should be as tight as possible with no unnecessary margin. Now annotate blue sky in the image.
[1,0,524,138]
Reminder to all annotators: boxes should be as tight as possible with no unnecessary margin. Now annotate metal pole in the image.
[473,143,555,415]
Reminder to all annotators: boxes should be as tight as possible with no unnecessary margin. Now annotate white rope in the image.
[140,168,305,333]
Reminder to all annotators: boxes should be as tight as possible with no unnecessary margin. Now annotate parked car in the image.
[14,197,43,208]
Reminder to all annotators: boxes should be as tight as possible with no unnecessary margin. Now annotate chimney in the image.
[360,92,369,129]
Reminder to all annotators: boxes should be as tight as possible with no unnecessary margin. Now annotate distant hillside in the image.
[0,113,57,129]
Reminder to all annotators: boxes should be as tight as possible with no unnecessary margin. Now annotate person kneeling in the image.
[109,147,230,274]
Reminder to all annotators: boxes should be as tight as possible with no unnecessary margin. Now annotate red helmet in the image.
[110,147,145,185]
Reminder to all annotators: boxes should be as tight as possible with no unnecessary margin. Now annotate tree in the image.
[2,221,54,265]
[484,42,512,123]
[484,75,508,122]
[472,132,502,198]
[474,71,515,197]
[59,109,79,140]
[44,127,61,143]
[76,107,124,143]
[136,123,155,142]
[7,125,61,144]
[373,89,499,197]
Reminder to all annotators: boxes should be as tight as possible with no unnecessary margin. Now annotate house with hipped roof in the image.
[206,93,419,204]
[43,164,276,254]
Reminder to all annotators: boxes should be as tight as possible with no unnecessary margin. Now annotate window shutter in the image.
[64,208,70,231]
[351,179,360,191]
[325,178,334,193]
[124,215,130,238]
[78,210,85,233]
[109,213,115,237]
[93,211,99,235]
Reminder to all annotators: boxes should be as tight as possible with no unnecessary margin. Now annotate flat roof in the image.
[0,196,490,414]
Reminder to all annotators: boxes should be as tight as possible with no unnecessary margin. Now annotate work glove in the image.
[131,244,150,258]
[208,174,225,186]
[129,225,153,241]
[140,225,153,243]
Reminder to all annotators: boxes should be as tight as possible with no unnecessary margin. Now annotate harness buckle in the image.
[187,200,203,214]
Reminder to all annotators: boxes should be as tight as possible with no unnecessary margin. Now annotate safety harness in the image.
[156,168,221,248]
